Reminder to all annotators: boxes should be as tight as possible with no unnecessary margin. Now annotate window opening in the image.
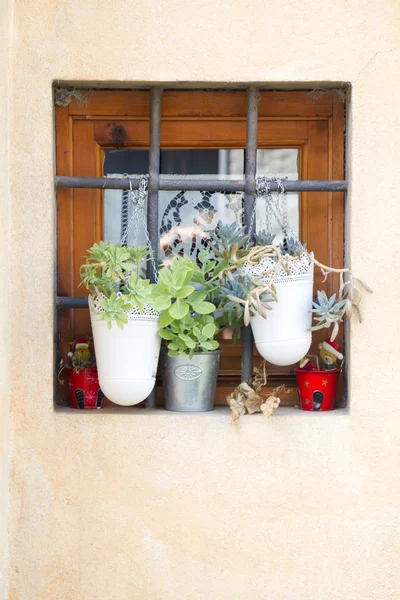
[55,87,347,408]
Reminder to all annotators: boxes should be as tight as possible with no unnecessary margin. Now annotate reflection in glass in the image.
[103,149,244,261]
[158,150,243,260]
[103,148,299,261]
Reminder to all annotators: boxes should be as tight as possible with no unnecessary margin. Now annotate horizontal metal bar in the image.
[56,296,88,309]
[56,176,347,193]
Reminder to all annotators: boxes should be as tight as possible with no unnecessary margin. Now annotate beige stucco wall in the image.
[1,0,400,598]
[0,0,12,597]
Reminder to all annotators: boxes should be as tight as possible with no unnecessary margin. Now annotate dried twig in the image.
[227,362,291,421]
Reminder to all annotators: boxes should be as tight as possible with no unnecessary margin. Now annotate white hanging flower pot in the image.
[242,252,314,366]
[89,294,161,406]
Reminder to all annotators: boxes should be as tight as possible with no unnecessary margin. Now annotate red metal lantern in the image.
[67,366,104,409]
[295,368,340,411]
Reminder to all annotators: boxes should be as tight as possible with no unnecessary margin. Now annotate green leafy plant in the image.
[122,273,155,312]
[80,241,157,329]
[153,255,216,329]
[159,314,219,358]
[154,253,222,356]
[80,241,152,296]
[98,293,133,330]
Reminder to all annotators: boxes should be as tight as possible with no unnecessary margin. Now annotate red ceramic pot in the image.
[68,367,104,409]
[295,368,340,411]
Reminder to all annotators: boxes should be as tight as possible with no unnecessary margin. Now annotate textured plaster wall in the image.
[2,0,400,598]
[0,0,12,597]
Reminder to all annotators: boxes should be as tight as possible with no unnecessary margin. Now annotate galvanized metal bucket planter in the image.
[161,349,222,412]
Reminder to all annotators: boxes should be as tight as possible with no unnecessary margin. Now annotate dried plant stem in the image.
[312,257,351,274]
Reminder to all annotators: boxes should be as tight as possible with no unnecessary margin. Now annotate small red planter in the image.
[68,367,104,409]
[295,368,340,411]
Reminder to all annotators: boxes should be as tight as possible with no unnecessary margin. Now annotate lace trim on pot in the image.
[89,293,159,323]
[240,251,314,284]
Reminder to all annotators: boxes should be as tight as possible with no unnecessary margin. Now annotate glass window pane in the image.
[102,147,299,260]
[103,149,244,262]
[159,149,243,261]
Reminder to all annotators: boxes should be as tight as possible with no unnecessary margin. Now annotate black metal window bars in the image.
[56,87,347,407]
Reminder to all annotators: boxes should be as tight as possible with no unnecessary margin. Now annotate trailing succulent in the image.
[205,220,372,337]
[218,274,274,329]
[207,221,250,274]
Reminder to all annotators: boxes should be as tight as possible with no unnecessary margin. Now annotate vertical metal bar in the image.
[241,87,259,381]
[147,87,163,279]
[146,87,163,408]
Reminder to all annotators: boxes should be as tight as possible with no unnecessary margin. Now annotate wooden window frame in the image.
[55,88,345,408]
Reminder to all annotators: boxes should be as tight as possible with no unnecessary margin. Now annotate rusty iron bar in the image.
[145,87,163,408]
[56,296,88,309]
[244,87,259,237]
[241,87,259,382]
[55,175,347,193]
[147,87,163,280]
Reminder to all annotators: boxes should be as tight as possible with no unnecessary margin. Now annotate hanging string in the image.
[119,176,158,283]
[119,177,145,245]
[250,176,299,246]
[120,173,130,246]
[246,196,257,249]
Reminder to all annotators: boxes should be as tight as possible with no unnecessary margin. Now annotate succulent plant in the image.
[153,255,216,328]
[219,274,274,327]
[219,275,252,326]
[311,290,347,340]
[122,273,156,313]
[208,220,249,263]
[254,229,276,246]
[280,236,306,257]
[80,241,152,296]
[98,293,133,330]
[80,242,158,329]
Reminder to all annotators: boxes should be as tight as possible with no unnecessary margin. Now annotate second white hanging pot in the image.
[250,276,313,366]
[241,251,314,367]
